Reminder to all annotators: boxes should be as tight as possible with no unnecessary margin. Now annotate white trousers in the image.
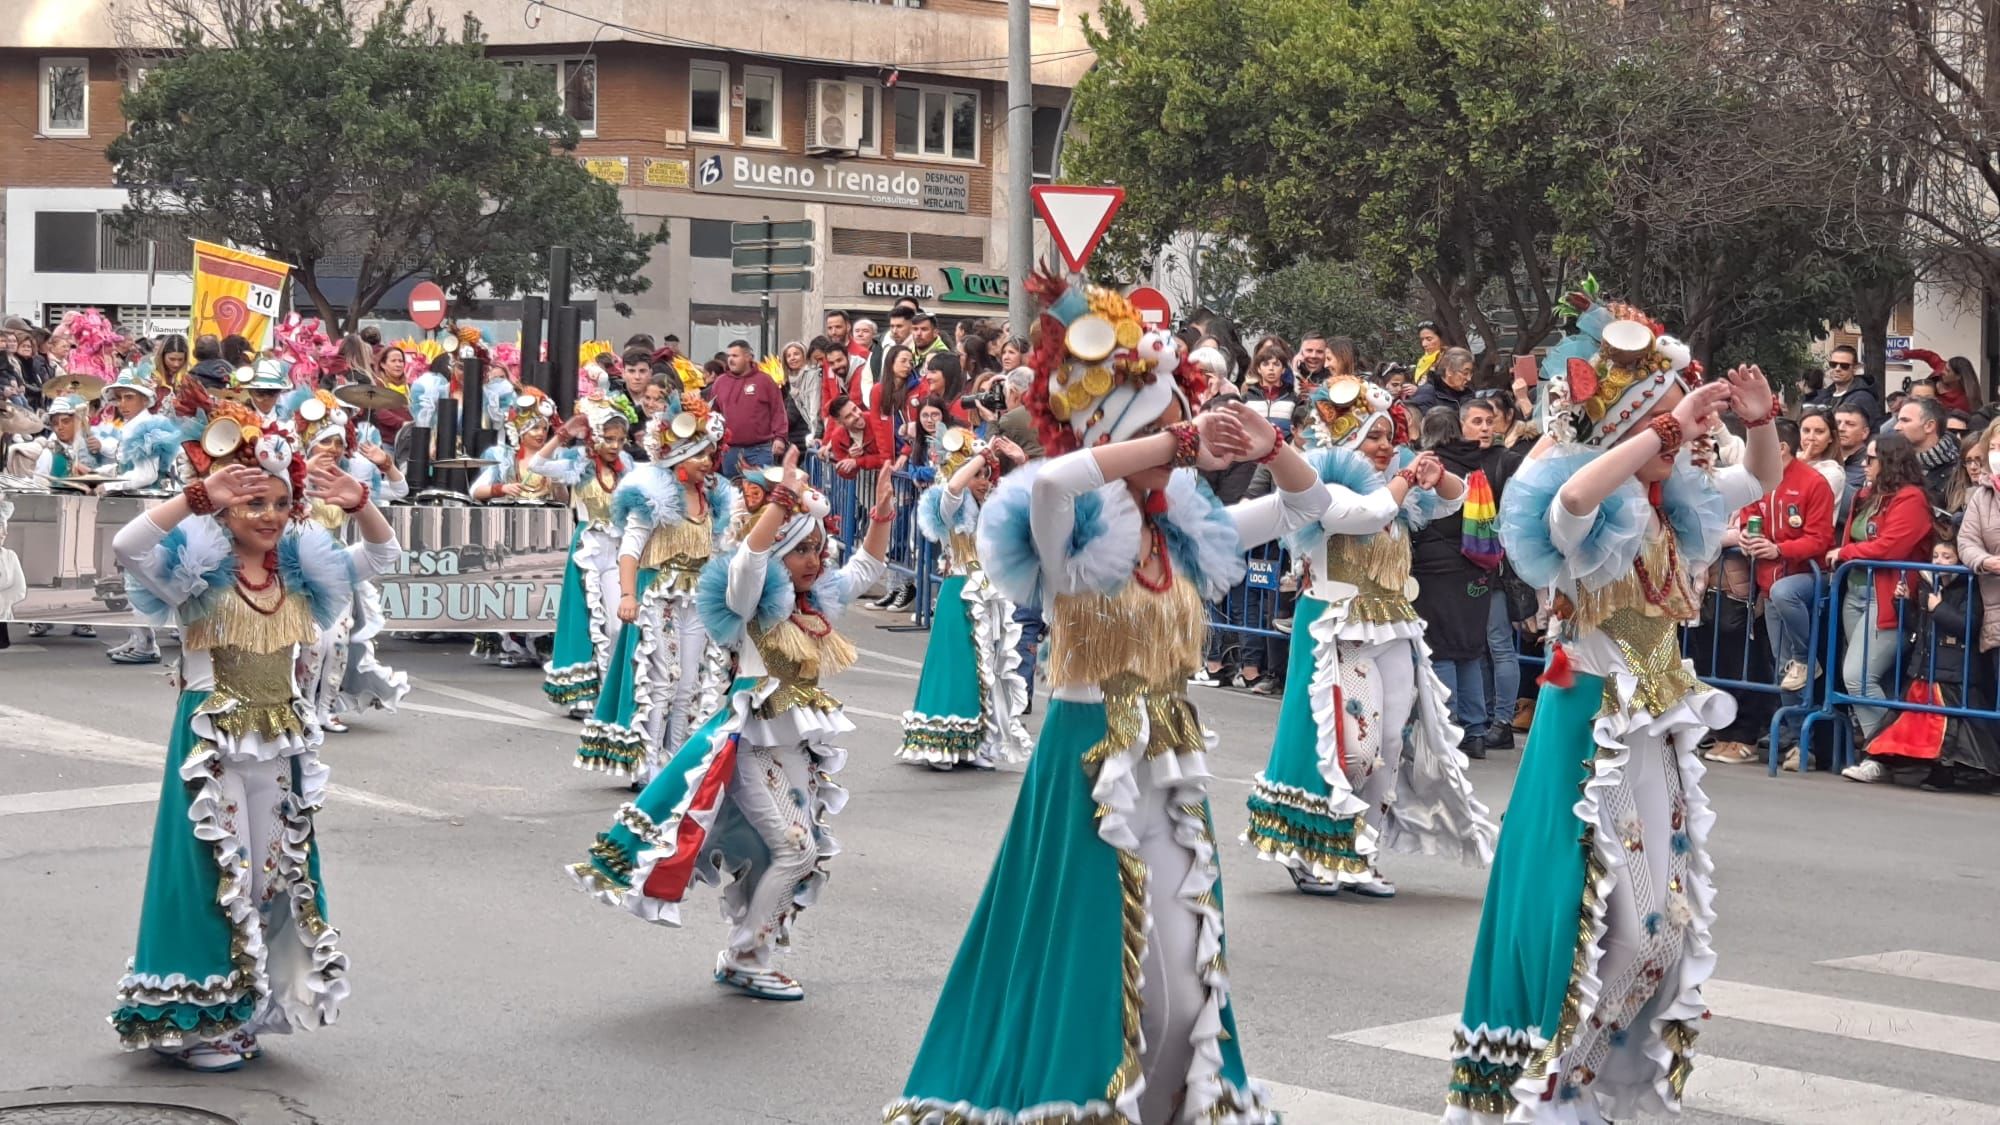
[722,744,821,971]
[1339,637,1418,819]
[633,600,709,786]
[1134,766,1207,1125]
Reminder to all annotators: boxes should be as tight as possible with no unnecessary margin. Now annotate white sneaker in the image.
[27,622,49,637]
[1842,759,1887,783]
[714,955,804,1001]
[1188,667,1219,687]
[1781,746,1801,773]
[1347,869,1397,899]
[155,1040,249,1071]
[1779,661,1808,692]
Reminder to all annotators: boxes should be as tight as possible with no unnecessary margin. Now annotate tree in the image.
[1231,260,1425,364]
[1070,0,1605,372]
[110,0,664,332]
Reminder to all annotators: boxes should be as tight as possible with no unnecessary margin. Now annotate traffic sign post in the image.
[732,220,814,245]
[731,245,814,270]
[731,272,813,294]
[730,219,816,320]
[408,281,447,331]
[1127,286,1172,331]
[1030,185,1125,274]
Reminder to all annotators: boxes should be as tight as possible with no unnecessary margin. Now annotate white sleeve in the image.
[345,533,402,583]
[838,548,888,608]
[1229,479,1332,550]
[619,514,650,560]
[1029,451,1106,597]
[1549,497,1600,558]
[376,472,409,502]
[728,545,772,621]
[1319,485,1401,535]
[938,484,966,526]
[1715,464,1763,514]
[32,448,52,477]
[112,510,176,608]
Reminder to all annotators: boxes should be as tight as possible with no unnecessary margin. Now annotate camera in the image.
[963,385,1008,416]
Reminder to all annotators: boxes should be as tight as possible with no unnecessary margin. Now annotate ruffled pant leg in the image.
[721,743,821,971]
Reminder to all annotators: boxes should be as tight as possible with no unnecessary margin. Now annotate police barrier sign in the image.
[0,491,572,632]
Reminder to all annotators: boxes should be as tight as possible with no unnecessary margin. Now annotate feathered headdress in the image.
[1538,277,1699,448]
[174,376,310,519]
[937,426,985,478]
[283,386,356,449]
[1309,376,1404,451]
[748,467,833,558]
[643,392,725,467]
[500,387,557,444]
[1021,265,1205,459]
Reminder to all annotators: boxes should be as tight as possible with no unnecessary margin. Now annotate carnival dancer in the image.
[575,395,737,787]
[887,274,1329,1125]
[895,427,1033,771]
[282,388,411,733]
[1243,379,1495,898]
[1444,288,1779,1123]
[101,367,187,666]
[531,397,635,715]
[108,379,400,1071]
[569,451,896,1000]
[472,387,559,668]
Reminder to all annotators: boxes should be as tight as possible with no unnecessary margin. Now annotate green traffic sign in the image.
[731,245,814,269]
[731,271,813,293]
[731,220,814,245]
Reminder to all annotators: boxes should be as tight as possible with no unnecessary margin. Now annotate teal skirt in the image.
[544,524,602,709]
[888,698,1272,1123]
[897,574,985,764]
[112,689,341,1050]
[1242,595,1369,881]
[575,567,661,775]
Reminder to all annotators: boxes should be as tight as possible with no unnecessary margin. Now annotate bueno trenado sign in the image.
[693,149,970,213]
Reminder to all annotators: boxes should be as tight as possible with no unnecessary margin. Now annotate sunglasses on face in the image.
[1828,361,1854,370]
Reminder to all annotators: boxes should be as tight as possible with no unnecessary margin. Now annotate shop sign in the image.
[939,267,1008,306]
[862,262,935,301]
[643,158,690,188]
[582,156,629,186]
[694,149,970,213]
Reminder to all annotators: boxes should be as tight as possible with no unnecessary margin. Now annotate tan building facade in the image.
[0,0,1090,347]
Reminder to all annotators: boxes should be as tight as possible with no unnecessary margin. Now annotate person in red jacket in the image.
[824,394,893,478]
[1726,417,1838,767]
[1828,433,1937,748]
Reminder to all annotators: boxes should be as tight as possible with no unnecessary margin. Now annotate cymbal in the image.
[335,382,408,410]
[42,472,120,486]
[42,373,106,400]
[429,457,489,471]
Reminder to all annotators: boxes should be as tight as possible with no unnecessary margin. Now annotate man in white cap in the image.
[98,368,181,664]
[238,359,292,422]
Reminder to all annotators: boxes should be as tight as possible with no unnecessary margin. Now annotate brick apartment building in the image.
[0,0,1094,351]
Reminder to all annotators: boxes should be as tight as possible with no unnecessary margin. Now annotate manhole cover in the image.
[0,1105,237,1125]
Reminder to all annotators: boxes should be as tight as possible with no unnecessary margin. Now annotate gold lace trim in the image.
[639,514,713,569]
[1571,528,1696,633]
[1047,575,1206,692]
[184,581,316,655]
[514,464,553,501]
[947,529,982,574]
[1327,525,1412,594]
[575,475,615,525]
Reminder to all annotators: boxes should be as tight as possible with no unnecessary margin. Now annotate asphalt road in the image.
[2,615,1996,1125]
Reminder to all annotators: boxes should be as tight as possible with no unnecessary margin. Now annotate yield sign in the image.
[1031,185,1125,273]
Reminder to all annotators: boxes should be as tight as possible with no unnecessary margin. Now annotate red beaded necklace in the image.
[236,550,281,592]
[1132,519,1175,593]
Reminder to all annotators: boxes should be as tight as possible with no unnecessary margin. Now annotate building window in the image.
[893,84,979,162]
[35,212,99,273]
[690,60,728,139]
[689,304,766,364]
[40,58,89,137]
[742,66,781,147]
[1031,106,1063,182]
[853,81,881,156]
[499,58,596,136]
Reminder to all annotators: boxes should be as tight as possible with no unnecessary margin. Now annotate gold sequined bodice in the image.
[574,473,615,526]
[1047,574,1207,692]
[1568,525,1697,634]
[751,612,858,717]
[186,581,317,740]
[514,457,552,502]
[639,498,715,581]
[945,530,982,575]
[1325,525,1418,625]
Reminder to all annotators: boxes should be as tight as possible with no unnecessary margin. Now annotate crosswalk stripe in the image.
[1263,1081,1433,1124]
[1332,1012,2000,1125]
[1706,979,2000,1063]
[1820,950,2000,994]
[0,782,156,817]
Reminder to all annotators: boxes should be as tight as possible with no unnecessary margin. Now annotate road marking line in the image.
[844,705,905,723]
[844,664,919,682]
[0,705,454,821]
[1333,1012,2000,1125]
[0,782,157,817]
[1262,1081,1433,1124]
[400,701,576,734]
[0,643,49,653]
[408,677,560,721]
[852,645,925,670]
[1705,979,2000,1063]
[1820,950,2000,994]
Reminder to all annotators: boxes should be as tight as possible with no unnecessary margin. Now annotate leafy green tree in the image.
[110,0,663,331]
[1231,260,1425,365]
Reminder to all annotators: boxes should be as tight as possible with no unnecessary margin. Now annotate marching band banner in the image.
[189,240,294,348]
[0,492,571,632]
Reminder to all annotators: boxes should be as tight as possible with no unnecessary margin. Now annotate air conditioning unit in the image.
[806,79,865,155]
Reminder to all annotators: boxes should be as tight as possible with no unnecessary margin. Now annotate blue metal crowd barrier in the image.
[803,456,936,629]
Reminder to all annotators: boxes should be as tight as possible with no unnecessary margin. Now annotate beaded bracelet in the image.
[339,482,372,514]
[766,484,801,516]
[1395,467,1421,488]
[980,447,1004,477]
[1165,421,1201,469]
[869,504,896,523]
[1650,414,1684,461]
[185,479,215,515]
[1744,397,1782,429]
[1255,440,1284,466]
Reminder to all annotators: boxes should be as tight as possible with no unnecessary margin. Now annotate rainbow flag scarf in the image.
[1459,469,1504,571]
